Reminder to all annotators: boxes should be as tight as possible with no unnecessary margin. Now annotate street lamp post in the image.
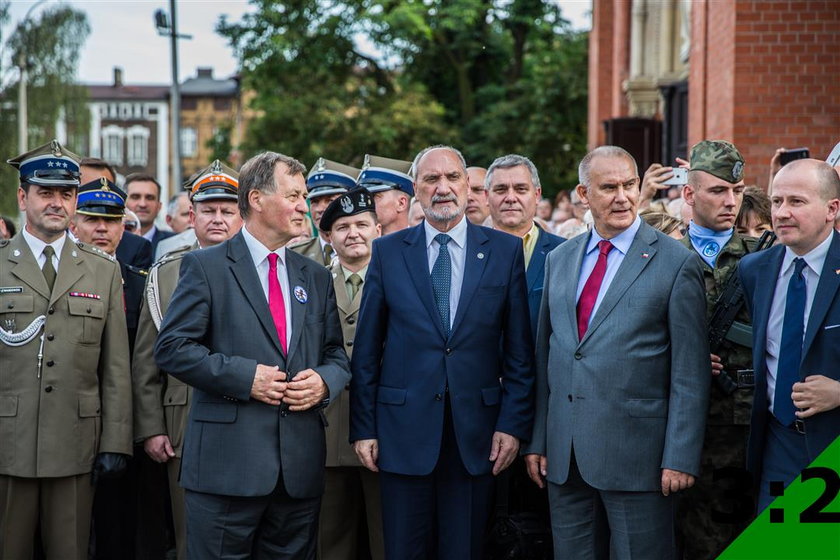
[155,1,192,199]
[17,0,50,155]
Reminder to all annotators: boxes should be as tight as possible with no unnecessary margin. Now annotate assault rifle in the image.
[708,230,776,395]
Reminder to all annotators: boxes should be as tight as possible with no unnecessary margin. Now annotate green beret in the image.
[689,140,745,183]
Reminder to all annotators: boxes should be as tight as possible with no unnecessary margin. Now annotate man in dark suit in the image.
[524,146,710,559]
[125,173,174,255]
[350,145,534,560]
[154,151,350,558]
[485,154,564,338]
[739,158,840,512]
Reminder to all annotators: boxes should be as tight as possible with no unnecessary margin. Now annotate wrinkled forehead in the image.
[416,148,464,176]
[590,155,637,183]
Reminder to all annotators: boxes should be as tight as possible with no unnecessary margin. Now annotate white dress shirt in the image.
[22,227,66,270]
[764,231,833,414]
[142,225,158,243]
[575,216,642,319]
[241,225,292,349]
[424,216,468,329]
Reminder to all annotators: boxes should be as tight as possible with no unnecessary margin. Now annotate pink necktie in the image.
[267,253,287,354]
[576,240,614,340]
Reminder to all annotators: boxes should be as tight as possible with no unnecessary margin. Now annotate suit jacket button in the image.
[346,340,353,347]
[567,394,573,402]
[435,393,443,401]
[280,410,288,417]
[347,317,355,325]
[445,348,452,356]
[48,307,55,314]
[45,386,53,393]
[574,352,582,360]
[46,360,54,367]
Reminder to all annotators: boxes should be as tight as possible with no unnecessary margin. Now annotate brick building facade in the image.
[589,0,840,189]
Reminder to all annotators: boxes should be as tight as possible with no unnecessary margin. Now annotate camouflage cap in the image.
[689,140,745,184]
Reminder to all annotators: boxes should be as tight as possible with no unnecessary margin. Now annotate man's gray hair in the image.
[167,191,189,217]
[578,145,638,188]
[485,154,541,191]
[409,145,467,179]
[238,151,307,218]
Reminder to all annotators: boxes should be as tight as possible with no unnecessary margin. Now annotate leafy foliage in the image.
[218,0,588,195]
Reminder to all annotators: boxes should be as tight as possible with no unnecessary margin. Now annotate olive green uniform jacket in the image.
[0,233,132,477]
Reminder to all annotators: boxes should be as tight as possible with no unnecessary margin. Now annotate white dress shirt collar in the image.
[22,227,66,267]
[241,225,288,268]
[424,214,468,249]
[780,230,833,279]
[586,216,642,256]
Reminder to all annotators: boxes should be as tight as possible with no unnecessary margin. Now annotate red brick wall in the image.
[689,0,840,189]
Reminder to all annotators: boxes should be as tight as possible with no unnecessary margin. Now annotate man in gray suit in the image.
[524,146,710,559]
[154,151,350,559]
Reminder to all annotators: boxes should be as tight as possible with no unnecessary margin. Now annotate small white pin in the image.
[12,249,20,257]
[72,250,78,257]
[477,252,485,259]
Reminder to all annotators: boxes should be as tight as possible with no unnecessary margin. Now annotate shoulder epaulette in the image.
[289,236,316,250]
[125,264,149,276]
[152,246,191,270]
[76,241,117,262]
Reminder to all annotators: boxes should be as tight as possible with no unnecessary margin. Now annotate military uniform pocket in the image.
[78,395,101,466]
[68,298,106,345]
[0,395,18,467]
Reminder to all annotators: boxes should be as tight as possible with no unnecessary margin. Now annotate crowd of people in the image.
[1,137,839,560]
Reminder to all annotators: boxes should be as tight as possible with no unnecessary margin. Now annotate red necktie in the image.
[267,253,288,354]
[576,240,614,340]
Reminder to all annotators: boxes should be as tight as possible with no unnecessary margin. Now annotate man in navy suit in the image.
[350,145,534,560]
[485,154,564,337]
[739,158,840,512]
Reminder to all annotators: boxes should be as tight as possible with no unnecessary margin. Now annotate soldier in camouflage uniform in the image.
[132,160,242,560]
[677,140,757,559]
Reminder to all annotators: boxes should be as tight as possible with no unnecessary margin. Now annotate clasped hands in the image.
[251,364,327,410]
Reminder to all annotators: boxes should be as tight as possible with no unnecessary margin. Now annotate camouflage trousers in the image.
[677,425,754,560]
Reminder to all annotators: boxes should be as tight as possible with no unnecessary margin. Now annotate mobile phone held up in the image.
[662,167,688,187]
[779,148,809,166]
[825,141,840,167]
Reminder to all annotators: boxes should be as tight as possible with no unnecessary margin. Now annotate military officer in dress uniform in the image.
[0,140,132,559]
[132,160,243,560]
[290,158,358,265]
[356,154,413,235]
[676,140,758,559]
[318,188,384,560]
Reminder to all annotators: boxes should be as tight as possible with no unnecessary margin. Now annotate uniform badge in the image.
[702,242,720,258]
[0,287,23,294]
[294,286,308,303]
[72,250,78,257]
[477,252,485,259]
[340,197,354,214]
[69,292,101,300]
[12,249,20,257]
[3,318,14,332]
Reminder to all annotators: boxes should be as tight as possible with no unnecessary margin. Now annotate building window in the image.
[126,125,150,167]
[181,127,197,157]
[101,125,125,166]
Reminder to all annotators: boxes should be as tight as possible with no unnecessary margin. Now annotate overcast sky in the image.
[6,0,592,85]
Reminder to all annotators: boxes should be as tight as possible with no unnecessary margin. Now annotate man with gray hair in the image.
[154,151,350,558]
[486,154,564,337]
[350,145,534,560]
[525,145,709,559]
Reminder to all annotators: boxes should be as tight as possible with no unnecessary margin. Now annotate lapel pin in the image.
[72,250,78,257]
[477,252,485,259]
[293,285,308,304]
[12,249,20,257]
[835,269,840,275]
[641,252,649,259]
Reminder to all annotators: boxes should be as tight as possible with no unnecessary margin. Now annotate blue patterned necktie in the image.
[431,234,452,336]
[775,257,807,426]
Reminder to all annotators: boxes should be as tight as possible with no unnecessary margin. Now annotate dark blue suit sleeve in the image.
[495,241,535,441]
[349,240,388,442]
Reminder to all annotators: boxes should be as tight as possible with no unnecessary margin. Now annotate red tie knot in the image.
[268,252,279,270]
[597,240,614,256]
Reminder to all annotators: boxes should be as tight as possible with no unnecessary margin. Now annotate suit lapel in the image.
[227,232,286,358]
[403,224,447,339]
[565,233,589,338]
[580,224,657,346]
[802,232,840,359]
[285,250,308,365]
[8,234,51,300]
[451,223,489,336]
[50,238,85,306]
[526,228,548,291]
[750,246,784,372]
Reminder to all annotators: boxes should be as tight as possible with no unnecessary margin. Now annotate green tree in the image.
[0,4,91,217]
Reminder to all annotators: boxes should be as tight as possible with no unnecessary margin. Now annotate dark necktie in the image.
[775,257,807,425]
[267,253,288,354]
[431,234,452,337]
[348,273,363,300]
[42,245,57,293]
[323,243,334,266]
[576,240,614,340]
